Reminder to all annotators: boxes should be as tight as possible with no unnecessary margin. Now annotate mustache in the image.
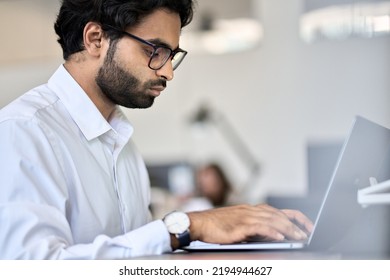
[147,79,166,88]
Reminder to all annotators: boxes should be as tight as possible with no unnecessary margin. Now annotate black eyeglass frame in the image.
[105,26,188,71]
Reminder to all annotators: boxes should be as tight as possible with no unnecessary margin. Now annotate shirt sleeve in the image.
[0,119,172,259]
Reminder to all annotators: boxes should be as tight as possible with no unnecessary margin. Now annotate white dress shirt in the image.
[0,65,171,259]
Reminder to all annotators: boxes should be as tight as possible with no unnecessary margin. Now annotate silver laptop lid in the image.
[308,115,390,251]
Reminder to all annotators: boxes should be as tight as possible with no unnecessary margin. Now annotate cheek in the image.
[119,59,152,86]
[113,44,157,88]
[117,41,152,75]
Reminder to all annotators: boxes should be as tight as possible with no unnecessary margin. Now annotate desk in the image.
[135,250,390,260]
[136,250,341,260]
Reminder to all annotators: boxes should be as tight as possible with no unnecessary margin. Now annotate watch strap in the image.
[176,229,191,248]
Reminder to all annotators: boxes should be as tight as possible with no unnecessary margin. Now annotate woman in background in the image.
[196,163,232,207]
[180,162,233,211]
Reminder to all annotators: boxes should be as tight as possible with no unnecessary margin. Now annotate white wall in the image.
[1,0,389,204]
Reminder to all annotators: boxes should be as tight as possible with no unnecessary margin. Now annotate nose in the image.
[156,60,174,81]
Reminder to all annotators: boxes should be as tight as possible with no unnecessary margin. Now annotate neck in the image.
[63,60,116,120]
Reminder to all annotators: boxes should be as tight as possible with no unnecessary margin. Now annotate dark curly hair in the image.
[54,0,195,60]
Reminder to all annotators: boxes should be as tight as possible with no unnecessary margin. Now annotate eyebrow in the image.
[148,38,179,51]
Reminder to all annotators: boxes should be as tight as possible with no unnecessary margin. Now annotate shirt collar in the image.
[47,65,133,142]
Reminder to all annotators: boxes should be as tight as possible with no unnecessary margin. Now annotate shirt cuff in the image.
[122,220,172,257]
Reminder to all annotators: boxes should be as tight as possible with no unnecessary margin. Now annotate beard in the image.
[96,41,166,109]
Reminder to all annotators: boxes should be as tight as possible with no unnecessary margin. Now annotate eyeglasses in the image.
[108,27,187,71]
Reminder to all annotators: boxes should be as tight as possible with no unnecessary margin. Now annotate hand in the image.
[187,204,314,245]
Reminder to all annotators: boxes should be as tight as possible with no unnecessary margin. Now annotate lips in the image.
[150,86,165,92]
[149,86,165,97]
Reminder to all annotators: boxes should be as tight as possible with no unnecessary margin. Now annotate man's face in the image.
[95,41,165,109]
[96,9,182,109]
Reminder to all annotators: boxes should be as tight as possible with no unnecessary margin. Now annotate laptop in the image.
[183,115,390,252]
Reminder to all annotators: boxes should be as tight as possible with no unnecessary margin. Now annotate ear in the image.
[83,22,105,57]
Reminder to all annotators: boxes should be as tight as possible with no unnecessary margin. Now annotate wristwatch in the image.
[163,211,191,248]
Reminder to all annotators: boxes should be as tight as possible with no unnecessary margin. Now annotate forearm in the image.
[0,204,171,259]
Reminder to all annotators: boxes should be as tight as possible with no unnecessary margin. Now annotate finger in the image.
[282,209,314,234]
[254,205,308,240]
[217,205,288,242]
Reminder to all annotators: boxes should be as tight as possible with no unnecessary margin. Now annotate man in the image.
[0,0,312,259]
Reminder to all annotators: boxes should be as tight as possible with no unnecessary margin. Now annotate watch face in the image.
[164,211,190,234]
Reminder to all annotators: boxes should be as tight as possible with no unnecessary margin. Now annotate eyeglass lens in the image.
[149,47,186,70]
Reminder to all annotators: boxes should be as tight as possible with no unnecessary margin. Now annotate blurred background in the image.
[0,0,389,217]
